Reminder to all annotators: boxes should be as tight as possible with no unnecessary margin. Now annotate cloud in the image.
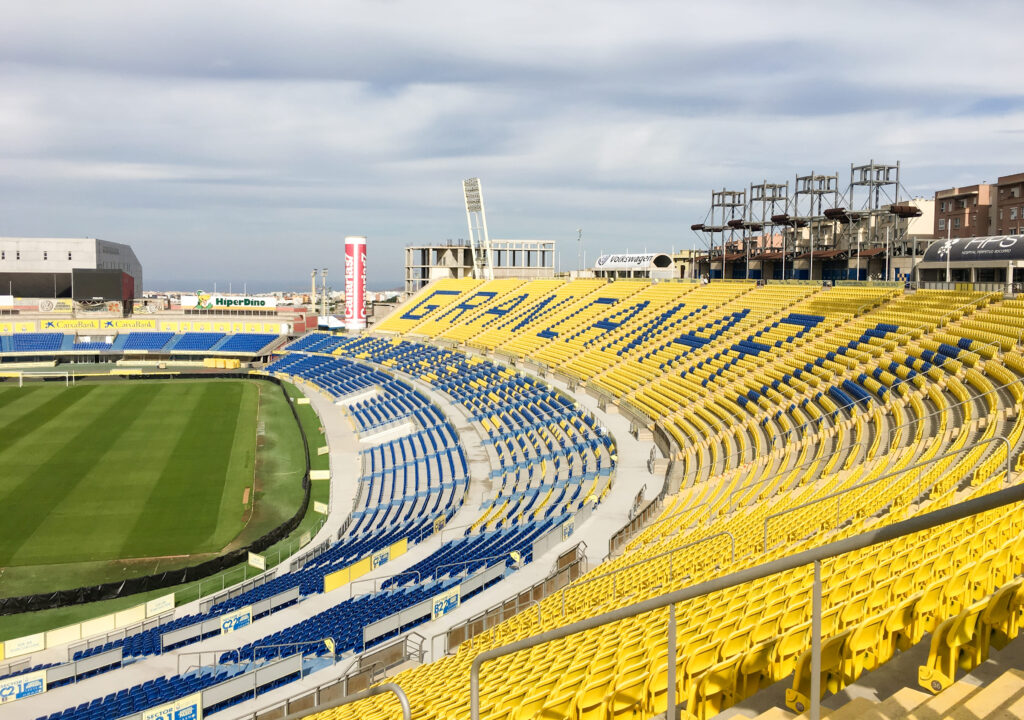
[0,1,1023,290]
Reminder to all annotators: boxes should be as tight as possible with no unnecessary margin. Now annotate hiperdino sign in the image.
[181,293,275,310]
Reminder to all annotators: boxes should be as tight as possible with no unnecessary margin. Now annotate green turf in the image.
[0,379,305,601]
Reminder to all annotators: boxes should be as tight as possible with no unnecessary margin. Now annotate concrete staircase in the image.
[719,625,1024,720]
[742,670,1024,719]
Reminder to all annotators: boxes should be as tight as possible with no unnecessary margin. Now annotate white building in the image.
[0,237,143,296]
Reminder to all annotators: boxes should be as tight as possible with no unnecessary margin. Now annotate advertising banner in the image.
[389,538,408,560]
[219,606,253,635]
[561,517,575,541]
[37,299,74,313]
[102,318,158,330]
[323,566,350,593]
[181,293,276,310]
[371,548,389,569]
[3,632,44,658]
[0,321,36,334]
[344,236,367,331]
[433,516,446,534]
[248,552,266,571]
[146,593,176,618]
[141,692,202,720]
[313,501,328,514]
[40,319,98,331]
[0,668,47,704]
[431,585,460,620]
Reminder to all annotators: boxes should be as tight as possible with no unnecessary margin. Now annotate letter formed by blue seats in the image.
[435,291,497,323]
[399,289,462,321]
[537,297,618,339]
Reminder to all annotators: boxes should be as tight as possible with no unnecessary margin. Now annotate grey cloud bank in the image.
[1,0,1022,290]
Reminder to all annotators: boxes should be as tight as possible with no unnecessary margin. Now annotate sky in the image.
[2,1,1024,292]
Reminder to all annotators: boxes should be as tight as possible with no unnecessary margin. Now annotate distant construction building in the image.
[404,239,554,293]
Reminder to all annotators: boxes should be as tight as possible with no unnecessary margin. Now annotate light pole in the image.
[885,226,891,282]
[856,225,862,281]
[946,223,952,284]
[577,229,583,273]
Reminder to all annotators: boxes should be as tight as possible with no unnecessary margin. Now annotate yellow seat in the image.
[918,599,987,693]
[786,629,852,713]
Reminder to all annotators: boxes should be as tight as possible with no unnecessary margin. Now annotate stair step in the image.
[874,687,931,718]
[948,669,1024,720]
[905,675,985,719]
[751,707,797,720]
[821,697,878,719]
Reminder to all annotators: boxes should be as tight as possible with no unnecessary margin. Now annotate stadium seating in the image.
[26,280,1024,720]
[293,280,1024,720]
[10,332,64,352]
[0,330,283,356]
[166,332,225,351]
[213,333,278,353]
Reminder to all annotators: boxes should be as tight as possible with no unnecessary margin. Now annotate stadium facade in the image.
[0,237,143,298]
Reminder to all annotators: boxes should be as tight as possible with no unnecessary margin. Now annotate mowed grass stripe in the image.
[0,384,98,451]
[0,383,43,412]
[119,381,250,557]
[0,385,164,566]
[26,383,207,564]
[208,381,258,551]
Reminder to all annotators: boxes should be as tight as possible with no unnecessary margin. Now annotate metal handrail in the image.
[763,435,1010,551]
[349,570,421,597]
[469,477,1024,719]
[433,553,514,580]
[558,532,734,617]
[279,682,411,720]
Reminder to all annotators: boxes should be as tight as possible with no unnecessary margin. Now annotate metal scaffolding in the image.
[749,181,789,280]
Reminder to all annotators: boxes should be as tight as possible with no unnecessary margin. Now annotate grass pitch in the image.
[0,378,304,600]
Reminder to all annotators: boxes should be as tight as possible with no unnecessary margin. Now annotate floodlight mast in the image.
[463,178,494,280]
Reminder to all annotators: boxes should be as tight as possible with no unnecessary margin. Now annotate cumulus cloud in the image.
[0,0,1022,289]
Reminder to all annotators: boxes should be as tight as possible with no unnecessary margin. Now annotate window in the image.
[43,251,47,260]
[1012,207,1019,220]
[68,251,72,260]
[954,218,961,229]
[938,219,946,231]
[15,251,20,260]
[1,251,4,260]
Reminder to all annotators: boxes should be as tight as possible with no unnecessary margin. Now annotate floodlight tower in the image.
[793,172,840,281]
[463,178,494,280]
[849,160,902,280]
[749,181,789,280]
[710,188,746,279]
[321,268,328,316]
